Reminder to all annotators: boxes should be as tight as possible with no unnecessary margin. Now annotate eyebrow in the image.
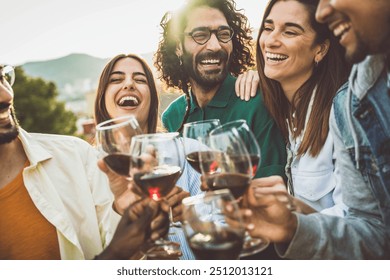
[264,19,305,32]
[110,71,147,77]
[189,25,230,32]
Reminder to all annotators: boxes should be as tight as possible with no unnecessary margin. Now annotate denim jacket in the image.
[277,55,390,259]
[333,55,390,226]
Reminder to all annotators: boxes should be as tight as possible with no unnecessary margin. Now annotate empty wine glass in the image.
[182,119,221,173]
[182,189,246,260]
[202,127,269,257]
[95,115,142,179]
[129,132,183,259]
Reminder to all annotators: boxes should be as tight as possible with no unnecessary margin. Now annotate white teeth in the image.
[333,22,351,37]
[0,110,10,119]
[201,59,220,64]
[118,96,139,106]
[265,52,288,61]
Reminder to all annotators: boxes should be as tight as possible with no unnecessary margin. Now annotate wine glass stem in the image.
[169,207,182,228]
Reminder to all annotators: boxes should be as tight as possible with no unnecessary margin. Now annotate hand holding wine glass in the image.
[129,132,183,259]
[96,197,169,260]
[200,127,269,257]
[182,189,245,260]
[95,116,143,214]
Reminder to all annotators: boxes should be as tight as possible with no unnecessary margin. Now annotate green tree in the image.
[12,67,77,135]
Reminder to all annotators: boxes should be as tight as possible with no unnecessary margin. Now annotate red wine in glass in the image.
[210,120,261,177]
[206,172,251,199]
[182,189,246,260]
[189,229,244,260]
[185,151,201,173]
[249,154,260,176]
[186,151,216,174]
[133,165,181,201]
[103,154,131,177]
[183,119,221,173]
[95,115,141,179]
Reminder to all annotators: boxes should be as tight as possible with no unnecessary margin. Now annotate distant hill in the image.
[21,54,106,101]
[20,52,181,116]
[21,53,155,101]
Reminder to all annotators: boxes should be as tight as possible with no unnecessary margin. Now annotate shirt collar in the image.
[18,128,52,167]
[189,74,235,113]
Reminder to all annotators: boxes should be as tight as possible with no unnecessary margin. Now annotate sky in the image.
[0,0,267,66]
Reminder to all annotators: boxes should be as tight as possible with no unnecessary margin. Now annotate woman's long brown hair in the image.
[257,0,350,157]
[94,54,159,133]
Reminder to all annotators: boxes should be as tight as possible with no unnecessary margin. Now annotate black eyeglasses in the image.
[0,65,15,86]
[184,26,234,45]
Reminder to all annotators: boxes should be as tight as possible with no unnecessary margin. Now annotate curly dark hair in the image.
[154,0,255,132]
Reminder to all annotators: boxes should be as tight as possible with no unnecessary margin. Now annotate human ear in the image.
[314,39,330,64]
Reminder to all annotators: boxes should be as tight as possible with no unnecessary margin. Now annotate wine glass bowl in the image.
[199,128,252,199]
[182,119,221,173]
[95,115,142,178]
[130,132,182,201]
[210,119,261,177]
[182,189,245,260]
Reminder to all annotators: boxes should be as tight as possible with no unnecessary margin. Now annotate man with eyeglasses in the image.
[0,65,168,259]
[155,0,287,184]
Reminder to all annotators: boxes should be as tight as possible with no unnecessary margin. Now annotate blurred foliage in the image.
[12,67,77,135]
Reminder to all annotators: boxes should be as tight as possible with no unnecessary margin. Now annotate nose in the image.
[205,33,222,51]
[316,0,333,23]
[0,82,13,104]
[262,30,281,48]
[123,77,135,90]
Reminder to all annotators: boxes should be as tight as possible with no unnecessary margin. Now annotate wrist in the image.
[284,212,298,242]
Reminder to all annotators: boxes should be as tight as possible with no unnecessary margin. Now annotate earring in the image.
[178,56,183,66]
[314,59,319,67]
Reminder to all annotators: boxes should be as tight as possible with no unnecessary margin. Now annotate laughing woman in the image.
[252,0,351,215]
[94,54,201,259]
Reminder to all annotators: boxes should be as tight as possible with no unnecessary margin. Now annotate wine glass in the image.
[182,189,246,260]
[199,128,253,199]
[129,132,183,259]
[210,119,261,177]
[200,127,269,257]
[182,119,221,173]
[95,115,142,179]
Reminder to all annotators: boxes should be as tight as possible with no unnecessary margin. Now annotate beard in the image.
[0,104,19,145]
[0,124,19,144]
[345,31,370,64]
[182,50,230,91]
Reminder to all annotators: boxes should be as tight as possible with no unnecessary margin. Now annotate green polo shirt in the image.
[162,74,287,179]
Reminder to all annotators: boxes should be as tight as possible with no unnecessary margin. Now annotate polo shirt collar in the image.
[189,74,235,113]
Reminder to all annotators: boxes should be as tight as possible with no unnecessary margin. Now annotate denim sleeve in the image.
[275,109,390,259]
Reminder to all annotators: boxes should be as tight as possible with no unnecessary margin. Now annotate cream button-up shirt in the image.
[19,129,120,259]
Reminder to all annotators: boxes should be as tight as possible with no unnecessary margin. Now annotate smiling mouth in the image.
[117,96,140,107]
[333,22,351,38]
[198,58,223,69]
[265,52,288,62]
[0,107,11,120]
